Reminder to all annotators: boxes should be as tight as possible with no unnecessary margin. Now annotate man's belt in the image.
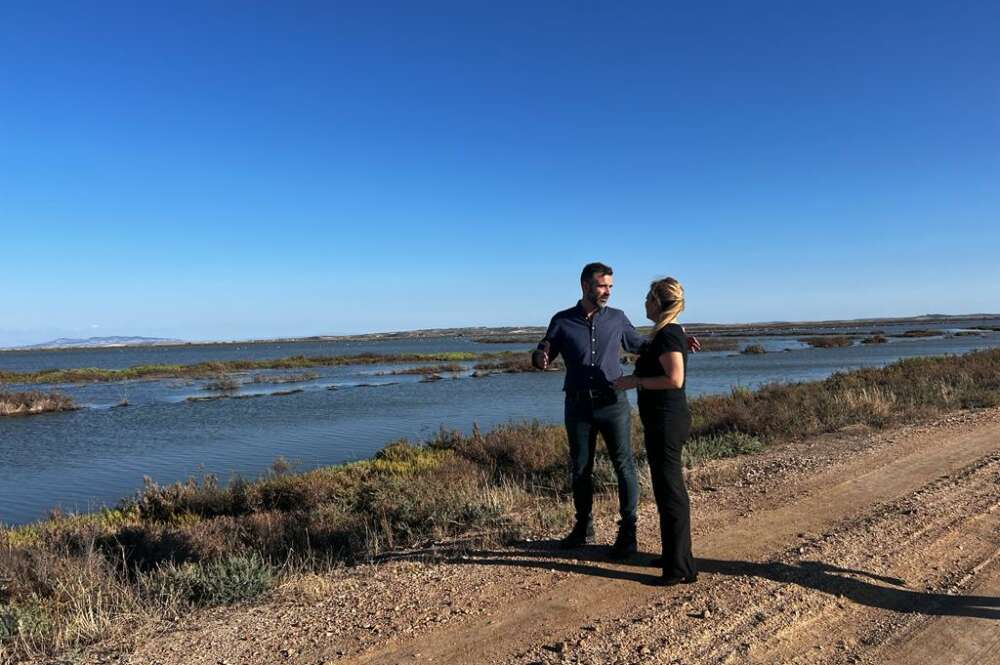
[565,388,618,401]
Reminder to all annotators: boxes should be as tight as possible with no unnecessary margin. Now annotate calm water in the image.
[2,321,999,525]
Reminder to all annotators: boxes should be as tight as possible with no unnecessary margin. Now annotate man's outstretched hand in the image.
[531,341,551,370]
[684,330,701,353]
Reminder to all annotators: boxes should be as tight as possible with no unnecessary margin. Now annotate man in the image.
[530,262,650,559]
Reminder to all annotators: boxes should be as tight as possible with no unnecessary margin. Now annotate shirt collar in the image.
[576,300,603,321]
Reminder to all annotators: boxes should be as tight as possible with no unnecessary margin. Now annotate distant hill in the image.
[18,336,184,350]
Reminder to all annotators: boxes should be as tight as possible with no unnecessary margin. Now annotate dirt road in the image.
[118,408,1000,665]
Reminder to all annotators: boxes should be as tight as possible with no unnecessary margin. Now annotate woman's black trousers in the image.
[640,404,696,579]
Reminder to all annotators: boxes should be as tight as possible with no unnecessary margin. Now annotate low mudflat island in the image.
[0,391,77,417]
[0,351,526,386]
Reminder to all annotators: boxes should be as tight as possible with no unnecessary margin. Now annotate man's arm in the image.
[622,314,700,353]
[621,313,647,354]
[531,316,561,370]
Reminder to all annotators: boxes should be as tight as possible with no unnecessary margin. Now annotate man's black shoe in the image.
[608,520,637,560]
[559,519,595,549]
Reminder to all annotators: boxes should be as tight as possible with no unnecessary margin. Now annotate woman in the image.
[613,277,697,585]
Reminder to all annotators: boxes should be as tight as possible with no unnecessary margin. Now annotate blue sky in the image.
[1,1,998,346]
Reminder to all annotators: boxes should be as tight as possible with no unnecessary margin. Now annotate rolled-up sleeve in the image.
[538,315,562,361]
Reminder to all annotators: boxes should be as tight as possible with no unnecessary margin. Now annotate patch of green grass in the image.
[0,601,53,645]
[145,554,273,607]
[683,432,764,468]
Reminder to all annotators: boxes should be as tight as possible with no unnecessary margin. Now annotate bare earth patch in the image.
[68,408,1000,665]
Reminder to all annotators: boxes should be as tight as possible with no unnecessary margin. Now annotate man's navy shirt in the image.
[538,302,647,392]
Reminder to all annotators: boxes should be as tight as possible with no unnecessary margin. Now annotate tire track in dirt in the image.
[505,450,1000,664]
[334,412,1000,665]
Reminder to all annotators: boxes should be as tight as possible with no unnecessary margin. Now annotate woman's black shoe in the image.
[659,574,698,586]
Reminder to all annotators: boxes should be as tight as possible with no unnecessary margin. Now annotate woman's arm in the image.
[612,351,684,391]
[639,351,684,390]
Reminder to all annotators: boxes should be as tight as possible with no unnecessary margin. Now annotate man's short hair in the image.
[580,262,613,284]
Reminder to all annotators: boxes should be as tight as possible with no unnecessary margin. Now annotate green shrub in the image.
[0,601,53,645]
[146,554,272,607]
[684,432,764,468]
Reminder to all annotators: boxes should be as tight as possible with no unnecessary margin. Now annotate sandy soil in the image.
[83,407,1000,665]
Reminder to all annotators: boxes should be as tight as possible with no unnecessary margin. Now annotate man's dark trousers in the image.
[564,388,638,526]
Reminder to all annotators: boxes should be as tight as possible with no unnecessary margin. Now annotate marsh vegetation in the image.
[741,344,767,355]
[0,352,523,386]
[895,329,944,338]
[800,336,854,348]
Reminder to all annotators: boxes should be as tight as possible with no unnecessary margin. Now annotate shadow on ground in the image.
[385,538,1000,620]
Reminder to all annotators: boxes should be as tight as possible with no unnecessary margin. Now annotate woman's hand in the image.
[613,375,640,390]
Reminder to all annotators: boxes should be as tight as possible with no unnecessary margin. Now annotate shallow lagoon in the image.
[2,322,999,525]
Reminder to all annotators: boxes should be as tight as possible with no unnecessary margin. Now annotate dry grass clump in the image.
[0,391,77,417]
[741,344,767,355]
[801,336,854,348]
[861,335,888,344]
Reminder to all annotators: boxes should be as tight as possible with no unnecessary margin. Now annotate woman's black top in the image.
[635,323,688,412]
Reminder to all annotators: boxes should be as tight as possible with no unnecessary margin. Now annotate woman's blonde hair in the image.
[649,277,685,335]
